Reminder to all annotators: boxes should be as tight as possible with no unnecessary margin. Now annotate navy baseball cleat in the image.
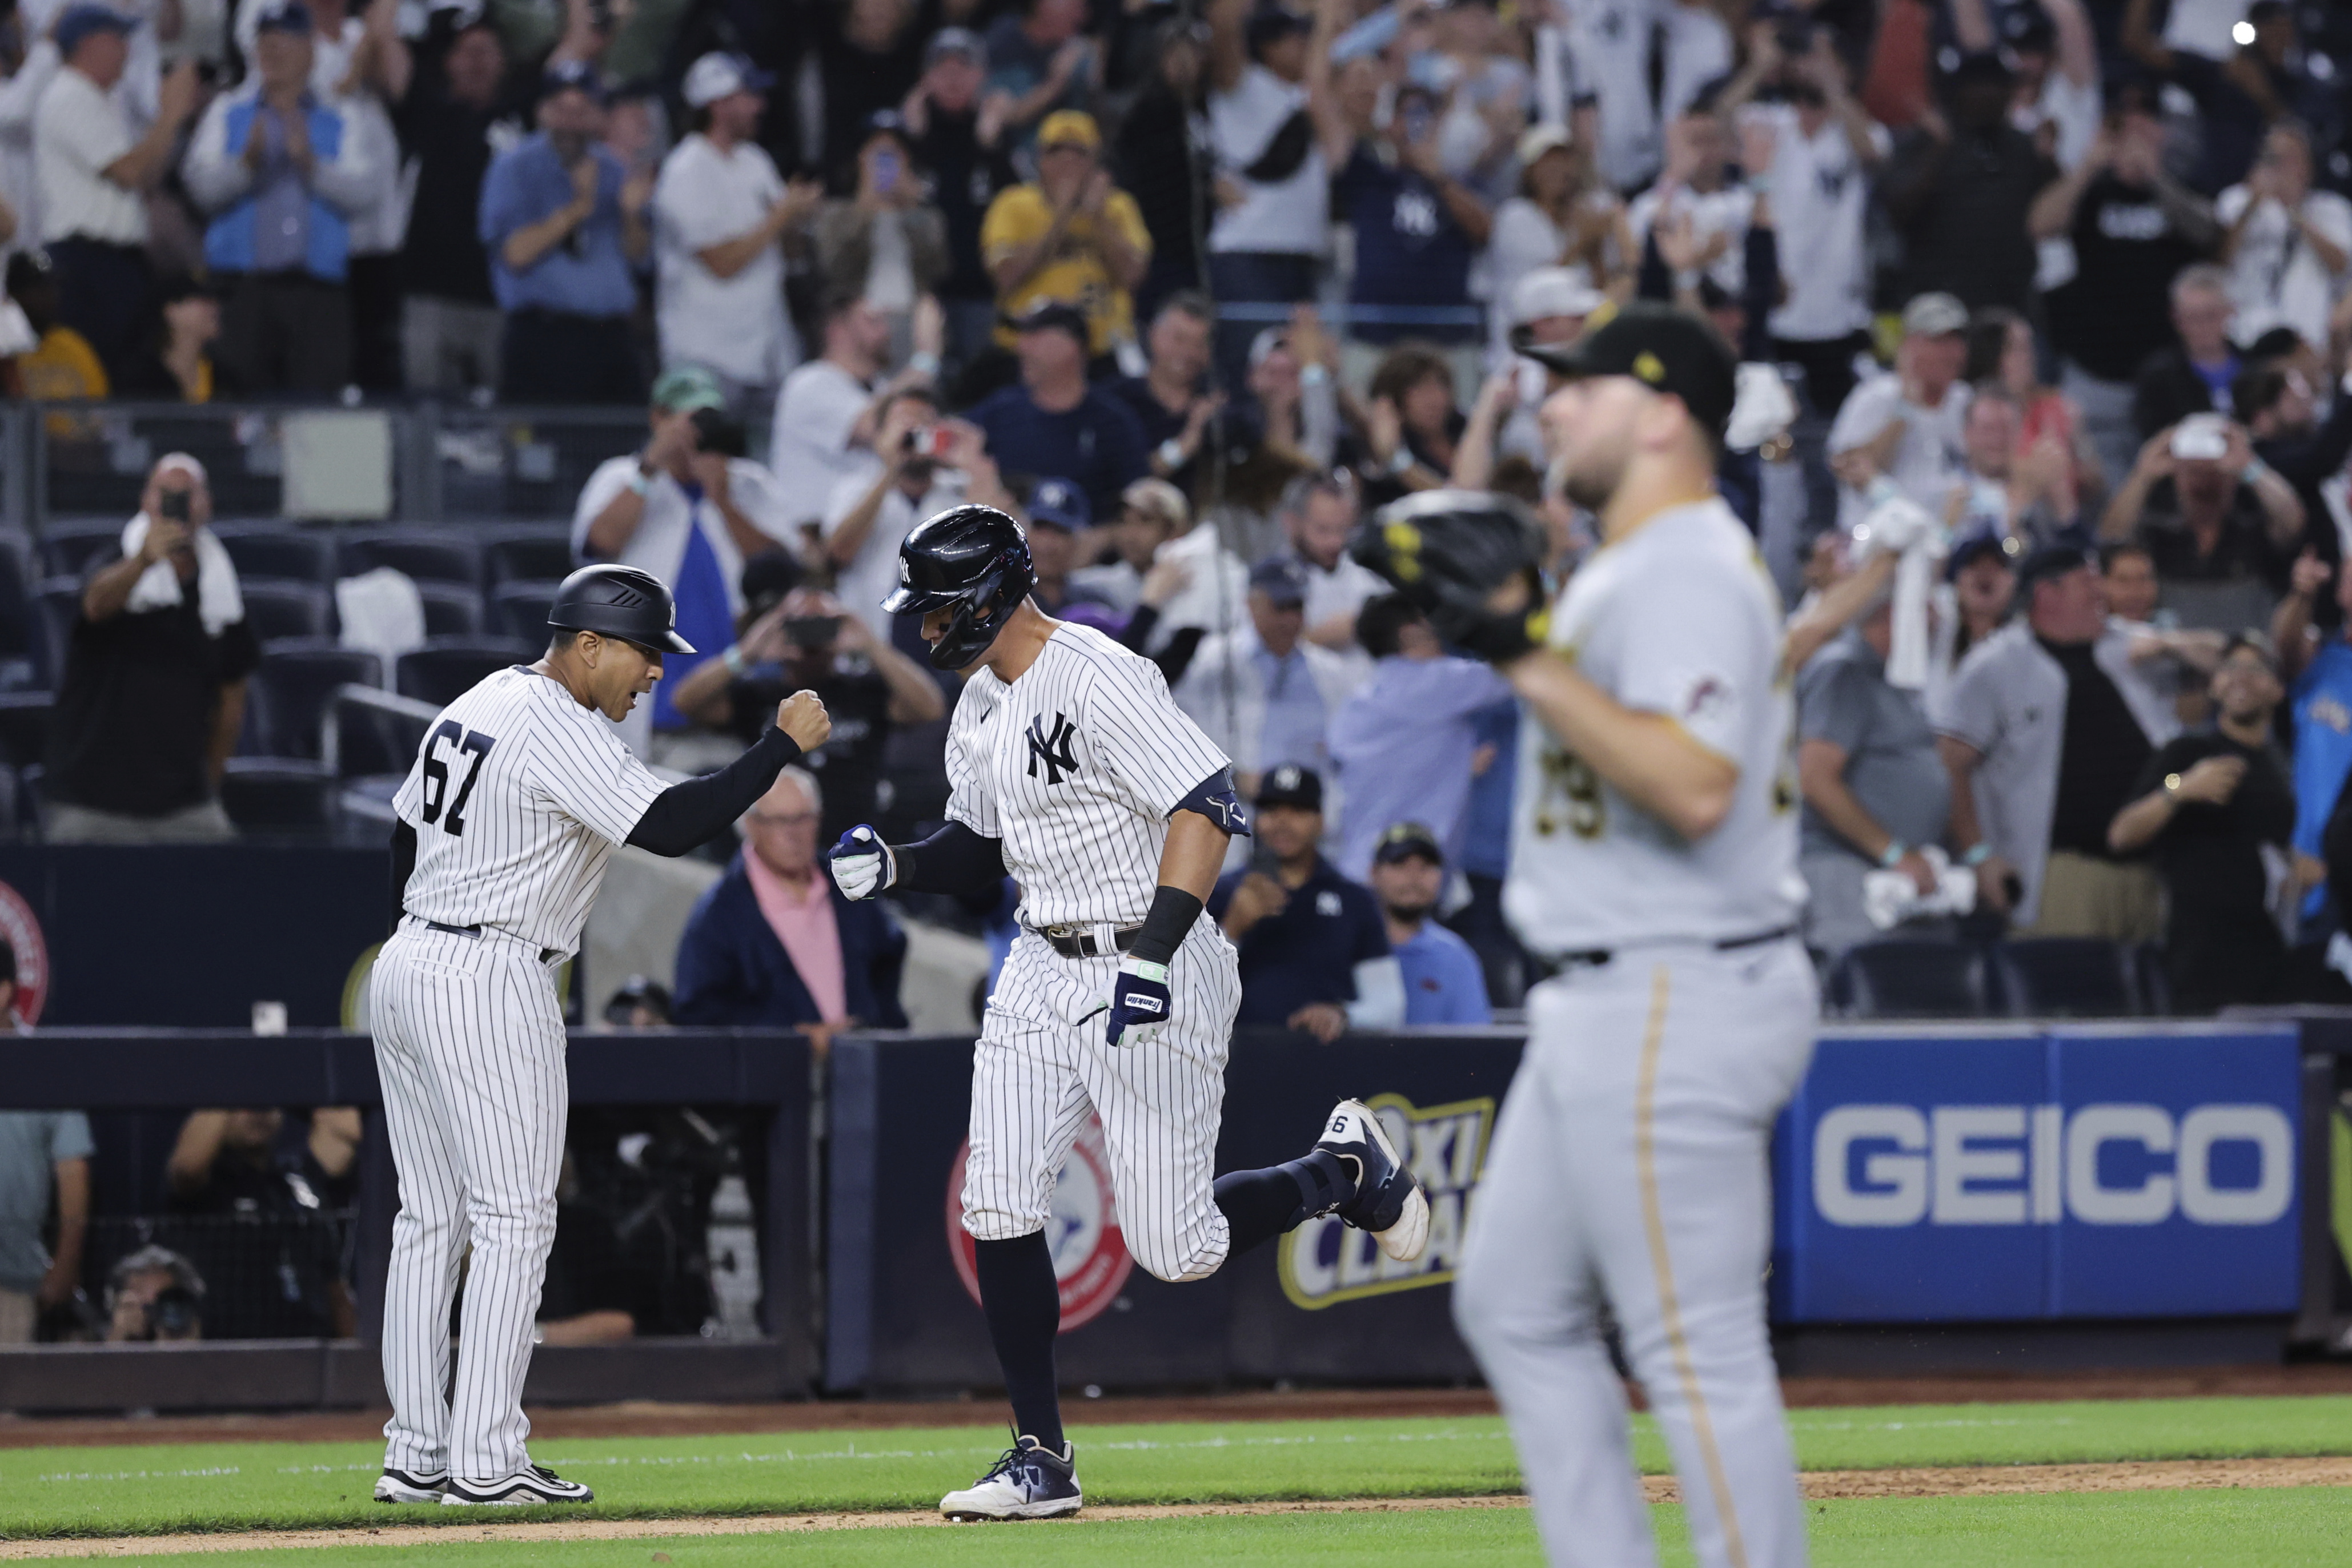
[372,1466,448,1503]
[1316,1099,1430,1263]
[941,1434,1083,1521]
[441,1465,593,1505]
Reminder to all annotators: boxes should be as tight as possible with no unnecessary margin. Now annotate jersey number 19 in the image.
[420,719,498,837]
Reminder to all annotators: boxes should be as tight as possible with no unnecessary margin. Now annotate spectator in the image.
[572,367,794,754]
[1173,557,1362,788]
[166,1107,362,1212]
[672,767,909,1051]
[1796,593,1954,955]
[393,17,520,395]
[1969,307,2100,526]
[1930,528,2018,716]
[1949,384,2076,541]
[45,454,257,843]
[602,975,672,1027]
[1207,765,1402,1041]
[1327,593,1511,881]
[1069,473,1186,612]
[2109,634,2298,1011]
[825,390,1015,636]
[0,22,63,263]
[2101,538,2224,717]
[1277,472,1383,653]
[2241,363,2352,564]
[1626,95,1753,301]
[898,28,1016,367]
[2122,0,2310,196]
[0,939,91,1344]
[2132,263,2239,442]
[1358,342,1464,505]
[1245,305,1346,474]
[1109,291,1224,493]
[1366,822,1490,1026]
[1827,292,1972,531]
[34,6,199,384]
[1971,0,2101,176]
[1202,0,1343,389]
[982,0,1096,148]
[1334,81,1491,368]
[3,246,106,400]
[654,52,818,424]
[479,62,651,405]
[1115,18,1208,319]
[813,111,948,352]
[977,110,1149,378]
[181,1,380,395]
[2098,414,2302,634]
[1021,479,1109,614]
[968,299,1148,520]
[104,1245,204,1342]
[815,0,929,189]
[2272,553,2352,928]
[114,272,225,402]
[1548,0,1663,193]
[1721,26,1886,420]
[769,290,921,531]
[1483,125,1631,367]
[2216,123,2352,355]
[2038,94,2222,487]
[1938,544,2178,938]
[1877,51,2057,312]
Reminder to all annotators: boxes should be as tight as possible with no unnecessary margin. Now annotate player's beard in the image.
[1558,448,1628,513]
[1382,898,1438,926]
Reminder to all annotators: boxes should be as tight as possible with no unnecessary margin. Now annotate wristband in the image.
[1386,447,1416,477]
[2242,456,2274,485]
[908,351,941,378]
[1302,363,1331,387]
[723,645,747,676]
[1865,475,1902,508]
[1129,884,1206,967]
[1878,840,1908,869]
[1156,437,1187,471]
[1960,843,1993,868]
[1747,175,1772,195]
[626,468,653,498]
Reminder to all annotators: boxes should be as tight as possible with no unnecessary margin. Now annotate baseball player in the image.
[369,565,830,1507]
[1358,303,1816,1568]
[826,504,1429,1521]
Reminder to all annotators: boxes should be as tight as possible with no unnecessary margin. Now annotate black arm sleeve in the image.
[624,727,805,857]
[388,819,416,936]
[893,819,1009,895]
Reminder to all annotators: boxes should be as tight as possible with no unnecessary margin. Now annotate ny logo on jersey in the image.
[1026,711,1081,785]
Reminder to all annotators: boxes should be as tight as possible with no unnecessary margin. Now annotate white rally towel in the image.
[1862,845,1979,931]
[1849,486,1945,691]
[119,463,244,636]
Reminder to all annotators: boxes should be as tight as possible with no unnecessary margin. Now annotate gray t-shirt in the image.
[1796,630,1952,860]
[0,1111,94,1290]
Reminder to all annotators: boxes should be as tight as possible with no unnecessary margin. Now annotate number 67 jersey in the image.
[1503,499,1809,956]
[392,666,668,958]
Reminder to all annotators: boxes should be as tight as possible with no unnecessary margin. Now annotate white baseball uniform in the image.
[1452,498,1817,1568]
[371,667,667,1482]
[948,623,1244,1285]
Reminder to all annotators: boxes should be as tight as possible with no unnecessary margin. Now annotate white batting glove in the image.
[826,825,896,901]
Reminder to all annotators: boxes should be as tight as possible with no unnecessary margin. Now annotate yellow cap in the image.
[1037,110,1101,152]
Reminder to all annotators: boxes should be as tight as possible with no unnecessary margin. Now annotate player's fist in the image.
[777,690,832,752]
[1104,956,1172,1048]
[828,825,896,900]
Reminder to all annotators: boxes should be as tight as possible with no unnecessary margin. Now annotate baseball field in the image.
[1,1377,2349,1565]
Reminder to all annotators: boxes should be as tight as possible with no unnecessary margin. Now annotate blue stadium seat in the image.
[418,582,485,637]
[338,528,483,588]
[239,578,335,642]
[37,520,123,579]
[1989,939,2142,1019]
[251,641,382,761]
[1829,940,1989,1019]
[489,579,560,645]
[212,523,334,585]
[483,528,576,587]
[219,758,338,833]
[395,637,530,706]
[331,690,431,778]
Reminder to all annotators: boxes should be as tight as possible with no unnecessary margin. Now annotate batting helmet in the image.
[883,504,1034,670]
[546,564,696,654]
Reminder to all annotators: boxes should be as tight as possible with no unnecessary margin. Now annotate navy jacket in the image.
[672,855,909,1030]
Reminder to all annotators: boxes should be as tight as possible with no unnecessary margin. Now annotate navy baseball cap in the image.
[1372,821,1443,866]
[2017,541,2094,594]
[1013,298,1090,345]
[1944,525,2018,580]
[1257,765,1323,812]
[1249,557,1307,608]
[541,58,607,103]
[55,3,134,55]
[254,0,312,34]
[1026,478,1090,532]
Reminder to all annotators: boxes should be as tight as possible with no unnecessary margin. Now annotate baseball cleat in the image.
[940,1435,1083,1521]
[440,1465,594,1506]
[372,1466,448,1503]
[1316,1099,1430,1263]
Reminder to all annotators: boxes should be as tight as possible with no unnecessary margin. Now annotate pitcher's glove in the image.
[1351,489,1551,665]
[1104,957,1173,1047]
[827,825,896,900]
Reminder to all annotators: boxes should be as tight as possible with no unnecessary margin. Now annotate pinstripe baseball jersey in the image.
[946,622,1229,930]
[393,666,668,956]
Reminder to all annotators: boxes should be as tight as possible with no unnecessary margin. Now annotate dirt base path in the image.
[6,1458,2351,1560]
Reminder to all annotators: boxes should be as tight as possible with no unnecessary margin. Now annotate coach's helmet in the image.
[884,504,1035,670]
[547,563,696,654]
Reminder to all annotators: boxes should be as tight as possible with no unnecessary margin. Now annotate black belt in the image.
[424,919,480,937]
[1042,926,1141,960]
[1552,925,1799,971]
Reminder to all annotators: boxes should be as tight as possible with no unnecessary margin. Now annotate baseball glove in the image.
[1351,489,1552,664]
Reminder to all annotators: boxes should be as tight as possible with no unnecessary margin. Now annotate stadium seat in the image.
[338,528,483,588]
[417,581,486,637]
[33,578,80,687]
[483,528,576,587]
[396,637,530,706]
[330,688,434,777]
[1829,940,1989,1019]
[219,758,338,832]
[239,578,335,642]
[0,533,36,674]
[251,642,382,760]
[1989,938,2142,1019]
[2133,942,2171,1017]
[0,763,22,835]
[489,579,560,644]
[211,524,334,585]
[37,520,123,579]
[0,691,51,769]
[18,763,42,833]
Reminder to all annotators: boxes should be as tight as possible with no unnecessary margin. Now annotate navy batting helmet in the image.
[546,564,696,654]
[883,504,1034,670]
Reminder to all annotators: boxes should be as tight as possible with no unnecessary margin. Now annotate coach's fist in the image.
[1104,956,1173,1047]
[776,690,832,751]
[828,825,896,900]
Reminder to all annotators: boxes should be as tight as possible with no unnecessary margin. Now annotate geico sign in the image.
[1812,1103,2293,1228]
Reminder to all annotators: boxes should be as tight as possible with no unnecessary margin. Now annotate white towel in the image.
[119,513,244,637]
[1850,488,1945,692]
[1862,845,1979,931]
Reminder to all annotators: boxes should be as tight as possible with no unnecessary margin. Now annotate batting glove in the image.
[827,826,896,901]
[1104,956,1173,1047]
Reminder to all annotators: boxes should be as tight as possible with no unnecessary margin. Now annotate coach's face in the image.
[577,632,662,720]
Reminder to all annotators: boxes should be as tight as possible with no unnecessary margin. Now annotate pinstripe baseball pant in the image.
[961,918,1243,1283]
[370,920,568,1481]
[1453,940,1817,1568]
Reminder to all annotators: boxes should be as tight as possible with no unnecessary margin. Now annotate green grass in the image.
[50,1491,2352,1568]
[4,1396,2352,1541]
